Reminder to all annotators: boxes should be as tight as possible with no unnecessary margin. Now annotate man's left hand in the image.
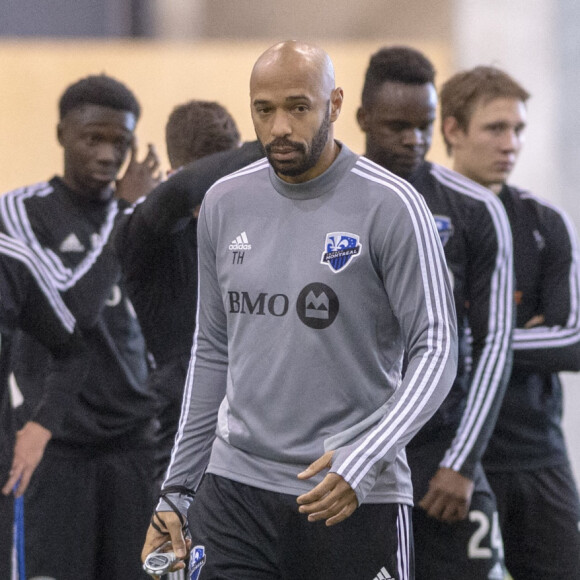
[296,451,358,526]
[418,467,474,522]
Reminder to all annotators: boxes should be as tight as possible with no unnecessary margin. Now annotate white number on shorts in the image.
[468,510,504,560]
[491,511,504,561]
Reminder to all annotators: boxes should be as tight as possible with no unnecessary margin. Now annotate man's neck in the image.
[60,176,114,203]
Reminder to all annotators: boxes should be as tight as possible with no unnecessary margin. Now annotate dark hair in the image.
[165,100,241,169]
[440,65,530,153]
[59,74,141,120]
[361,46,436,107]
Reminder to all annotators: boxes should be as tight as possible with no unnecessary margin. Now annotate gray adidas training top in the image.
[161,144,457,513]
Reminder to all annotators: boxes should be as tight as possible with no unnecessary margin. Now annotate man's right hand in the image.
[2,421,52,498]
[141,510,190,577]
[418,467,474,522]
[116,141,162,205]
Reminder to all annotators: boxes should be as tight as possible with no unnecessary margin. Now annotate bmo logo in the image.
[227,283,339,329]
[296,283,339,329]
[227,291,289,317]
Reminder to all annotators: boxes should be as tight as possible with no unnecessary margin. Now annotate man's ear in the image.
[330,87,344,122]
[356,106,369,132]
[57,122,65,146]
[442,116,462,148]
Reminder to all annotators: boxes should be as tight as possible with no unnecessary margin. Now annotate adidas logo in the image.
[60,233,85,253]
[373,566,393,580]
[229,231,252,251]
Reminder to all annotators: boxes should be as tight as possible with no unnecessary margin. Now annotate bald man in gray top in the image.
[141,41,457,580]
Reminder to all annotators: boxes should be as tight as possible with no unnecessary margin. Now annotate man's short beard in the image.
[264,105,331,178]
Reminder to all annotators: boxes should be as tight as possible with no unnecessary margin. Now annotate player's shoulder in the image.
[0,231,77,332]
[429,163,512,237]
[352,155,425,206]
[1,180,53,200]
[0,234,29,276]
[509,183,559,211]
[509,184,572,227]
[204,156,269,203]
[0,235,35,295]
[428,163,504,209]
[0,180,57,226]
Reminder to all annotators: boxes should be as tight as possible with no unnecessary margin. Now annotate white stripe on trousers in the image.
[396,504,411,580]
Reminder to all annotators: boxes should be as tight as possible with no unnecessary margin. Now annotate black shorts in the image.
[187,473,414,580]
[408,439,505,580]
[487,464,580,579]
[24,439,155,580]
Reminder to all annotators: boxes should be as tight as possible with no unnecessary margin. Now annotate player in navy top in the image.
[114,100,263,486]
[441,64,580,579]
[0,74,161,580]
[357,46,513,579]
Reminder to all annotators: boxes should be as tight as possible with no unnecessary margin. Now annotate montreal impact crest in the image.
[321,232,362,273]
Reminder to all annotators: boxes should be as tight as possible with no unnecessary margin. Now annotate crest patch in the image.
[189,545,207,579]
[433,215,454,247]
[320,232,362,273]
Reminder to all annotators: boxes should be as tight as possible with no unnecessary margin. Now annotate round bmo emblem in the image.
[296,283,339,329]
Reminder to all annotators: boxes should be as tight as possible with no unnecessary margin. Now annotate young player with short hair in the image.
[357,46,513,580]
[441,64,580,579]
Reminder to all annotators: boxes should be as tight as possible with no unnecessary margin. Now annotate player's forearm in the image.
[440,324,513,476]
[331,182,458,503]
[332,330,458,504]
[158,321,228,511]
[138,175,196,237]
[31,335,89,436]
[512,203,580,372]
[141,140,265,237]
[160,202,229,500]
[444,357,511,480]
[512,337,580,372]
[512,303,580,373]
[157,379,224,514]
[442,219,514,474]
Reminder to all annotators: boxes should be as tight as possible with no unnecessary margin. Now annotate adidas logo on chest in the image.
[229,231,252,251]
[59,232,85,253]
